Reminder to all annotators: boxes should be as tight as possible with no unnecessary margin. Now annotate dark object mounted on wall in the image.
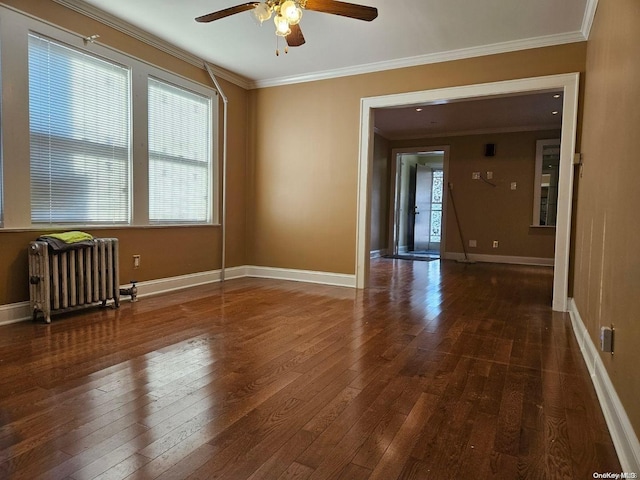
[484,143,496,157]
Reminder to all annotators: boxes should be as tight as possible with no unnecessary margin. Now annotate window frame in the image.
[147,76,215,225]
[28,32,133,226]
[0,6,219,230]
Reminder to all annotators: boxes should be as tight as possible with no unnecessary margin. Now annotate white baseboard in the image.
[370,249,388,259]
[442,252,554,266]
[122,269,223,299]
[245,266,356,288]
[568,298,640,473]
[122,265,356,295]
[222,266,248,281]
[0,301,31,326]
[1,265,356,325]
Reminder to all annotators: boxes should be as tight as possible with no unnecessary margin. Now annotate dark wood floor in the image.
[0,258,621,479]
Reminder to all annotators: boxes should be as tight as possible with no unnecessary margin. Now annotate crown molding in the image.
[50,0,251,89]
[250,31,586,89]
[581,0,600,39]
[47,1,589,91]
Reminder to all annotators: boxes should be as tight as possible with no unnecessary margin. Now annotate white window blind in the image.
[28,33,131,224]
[148,77,212,223]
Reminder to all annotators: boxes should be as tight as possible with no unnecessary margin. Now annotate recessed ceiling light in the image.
[553,94,561,99]
[552,111,559,115]
[415,108,423,112]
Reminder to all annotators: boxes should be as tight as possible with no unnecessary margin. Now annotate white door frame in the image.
[389,147,450,257]
[356,73,580,312]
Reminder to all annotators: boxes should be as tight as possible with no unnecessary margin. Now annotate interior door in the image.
[406,165,417,251]
[413,165,433,251]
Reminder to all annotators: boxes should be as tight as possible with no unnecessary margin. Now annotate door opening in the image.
[357,73,580,312]
[389,147,449,261]
[393,151,445,259]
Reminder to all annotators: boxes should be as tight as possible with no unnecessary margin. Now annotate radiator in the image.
[28,238,120,323]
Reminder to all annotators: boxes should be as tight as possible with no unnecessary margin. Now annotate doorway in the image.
[356,73,580,312]
[391,148,449,260]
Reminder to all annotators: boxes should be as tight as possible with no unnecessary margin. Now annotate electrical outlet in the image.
[510,182,517,190]
[492,240,499,248]
[600,326,614,353]
[469,240,477,248]
[486,171,493,179]
[472,172,480,180]
[133,255,141,269]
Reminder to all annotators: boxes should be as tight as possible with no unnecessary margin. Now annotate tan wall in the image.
[370,133,390,252]
[0,1,249,305]
[574,0,640,434]
[392,130,559,258]
[248,43,586,274]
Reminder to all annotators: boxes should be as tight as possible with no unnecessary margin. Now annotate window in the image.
[533,139,561,226]
[148,78,212,224]
[28,33,131,224]
[430,170,444,244]
[0,9,218,230]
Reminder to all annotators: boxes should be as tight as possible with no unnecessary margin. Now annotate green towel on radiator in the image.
[43,231,93,244]
[37,231,95,252]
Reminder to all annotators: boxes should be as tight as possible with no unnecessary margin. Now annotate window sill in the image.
[0,223,221,233]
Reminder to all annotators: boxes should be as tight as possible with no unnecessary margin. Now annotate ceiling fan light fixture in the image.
[253,2,272,23]
[195,0,377,55]
[274,14,291,36]
[280,0,303,25]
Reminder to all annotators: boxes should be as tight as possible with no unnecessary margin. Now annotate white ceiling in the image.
[70,0,594,89]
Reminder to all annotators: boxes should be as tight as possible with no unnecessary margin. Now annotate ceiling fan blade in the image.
[195,3,259,23]
[304,0,378,21]
[286,24,306,47]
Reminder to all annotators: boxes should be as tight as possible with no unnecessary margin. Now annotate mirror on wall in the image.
[532,139,561,226]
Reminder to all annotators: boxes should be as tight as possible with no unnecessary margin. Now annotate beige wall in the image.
[0,1,249,305]
[392,130,559,258]
[248,43,586,274]
[574,0,640,434]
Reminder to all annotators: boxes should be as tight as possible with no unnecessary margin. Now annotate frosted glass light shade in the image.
[280,1,303,25]
[253,2,272,23]
[274,14,291,36]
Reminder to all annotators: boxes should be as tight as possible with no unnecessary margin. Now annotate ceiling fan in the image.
[196,0,378,53]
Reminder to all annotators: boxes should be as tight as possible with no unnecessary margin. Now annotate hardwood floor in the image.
[0,259,621,479]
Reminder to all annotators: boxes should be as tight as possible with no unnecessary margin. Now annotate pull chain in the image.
[275,36,289,56]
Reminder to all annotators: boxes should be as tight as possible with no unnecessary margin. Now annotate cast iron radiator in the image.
[28,238,120,323]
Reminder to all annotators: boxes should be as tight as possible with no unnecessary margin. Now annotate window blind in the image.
[28,33,131,224]
[148,77,211,223]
